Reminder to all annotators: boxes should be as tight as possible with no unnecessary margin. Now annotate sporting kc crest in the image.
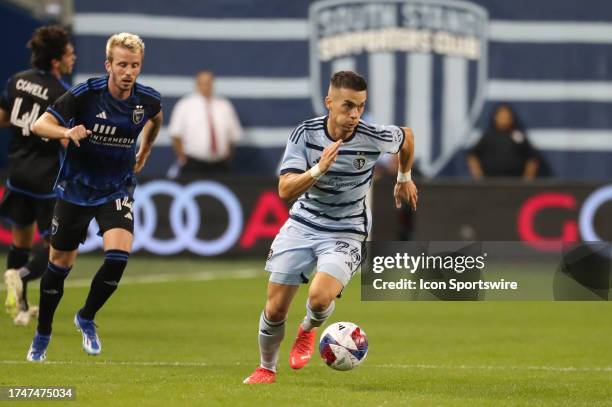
[353,157,366,170]
[309,0,489,176]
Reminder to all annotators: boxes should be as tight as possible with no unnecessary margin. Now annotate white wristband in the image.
[309,163,325,180]
[397,170,412,183]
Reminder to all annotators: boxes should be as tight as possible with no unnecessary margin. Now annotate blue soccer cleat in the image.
[27,333,51,362]
[74,312,102,355]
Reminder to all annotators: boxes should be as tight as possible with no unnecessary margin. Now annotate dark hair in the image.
[27,26,70,71]
[330,71,367,91]
[488,102,525,132]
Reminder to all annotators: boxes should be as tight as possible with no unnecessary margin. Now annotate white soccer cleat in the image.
[4,269,23,317]
[13,306,39,326]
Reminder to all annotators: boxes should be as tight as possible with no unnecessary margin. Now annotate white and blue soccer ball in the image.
[319,322,368,371]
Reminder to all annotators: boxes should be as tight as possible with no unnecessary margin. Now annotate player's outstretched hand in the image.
[134,149,150,173]
[394,180,418,210]
[64,125,91,147]
[319,140,342,172]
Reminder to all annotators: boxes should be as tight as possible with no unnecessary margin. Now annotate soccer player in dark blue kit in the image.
[0,26,75,326]
[26,33,163,362]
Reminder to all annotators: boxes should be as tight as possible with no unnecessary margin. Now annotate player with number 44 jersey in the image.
[0,26,75,326]
[25,32,163,362]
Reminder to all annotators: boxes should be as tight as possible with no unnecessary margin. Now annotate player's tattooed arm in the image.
[278,140,342,201]
[0,107,9,127]
[135,110,163,173]
[33,112,90,147]
[394,127,418,211]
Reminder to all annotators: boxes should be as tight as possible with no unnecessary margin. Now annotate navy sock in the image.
[79,250,129,320]
[22,243,49,283]
[7,245,30,269]
[20,244,50,310]
[37,262,71,335]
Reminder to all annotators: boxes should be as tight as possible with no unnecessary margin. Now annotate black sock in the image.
[37,262,71,336]
[79,250,129,320]
[21,281,29,311]
[20,244,50,311]
[7,245,30,269]
[22,243,49,283]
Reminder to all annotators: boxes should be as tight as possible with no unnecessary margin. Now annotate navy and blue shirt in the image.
[0,69,70,197]
[47,76,161,206]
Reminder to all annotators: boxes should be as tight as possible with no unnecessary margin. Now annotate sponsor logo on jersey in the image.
[328,177,360,189]
[91,123,135,147]
[92,123,116,135]
[96,111,107,119]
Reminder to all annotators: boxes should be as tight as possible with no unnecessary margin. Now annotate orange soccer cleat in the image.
[289,326,317,369]
[243,367,276,384]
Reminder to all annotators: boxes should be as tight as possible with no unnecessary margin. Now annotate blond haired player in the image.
[26,33,163,362]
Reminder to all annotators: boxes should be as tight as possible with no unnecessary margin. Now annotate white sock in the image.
[301,299,335,332]
[258,311,285,372]
[18,267,30,278]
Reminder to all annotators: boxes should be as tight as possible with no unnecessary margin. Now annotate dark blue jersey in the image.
[47,76,162,206]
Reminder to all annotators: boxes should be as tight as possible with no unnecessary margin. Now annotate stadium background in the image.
[0,2,610,406]
[48,0,612,179]
[0,0,610,256]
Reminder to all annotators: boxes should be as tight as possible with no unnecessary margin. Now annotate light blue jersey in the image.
[279,115,404,239]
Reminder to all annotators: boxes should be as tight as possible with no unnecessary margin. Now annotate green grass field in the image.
[1,256,611,406]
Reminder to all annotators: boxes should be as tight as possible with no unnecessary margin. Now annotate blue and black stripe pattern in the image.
[135,83,162,101]
[356,122,395,142]
[289,117,325,144]
[48,261,72,276]
[104,249,130,263]
[70,76,107,97]
[49,77,108,125]
[46,74,162,206]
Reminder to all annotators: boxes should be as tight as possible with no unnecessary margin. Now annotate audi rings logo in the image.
[81,180,244,256]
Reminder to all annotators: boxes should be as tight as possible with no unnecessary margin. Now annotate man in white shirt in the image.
[169,71,242,176]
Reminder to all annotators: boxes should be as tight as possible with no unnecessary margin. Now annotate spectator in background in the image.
[168,71,242,178]
[467,103,539,180]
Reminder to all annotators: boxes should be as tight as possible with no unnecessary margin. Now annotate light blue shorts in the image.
[265,219,364,287]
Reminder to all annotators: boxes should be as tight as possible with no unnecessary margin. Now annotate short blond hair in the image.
[105,32,145,61]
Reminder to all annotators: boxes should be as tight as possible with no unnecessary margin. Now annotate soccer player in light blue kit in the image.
[244,71,418,383]
[25,33,162,362]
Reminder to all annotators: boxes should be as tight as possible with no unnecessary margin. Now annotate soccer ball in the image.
[319,322,368,371]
